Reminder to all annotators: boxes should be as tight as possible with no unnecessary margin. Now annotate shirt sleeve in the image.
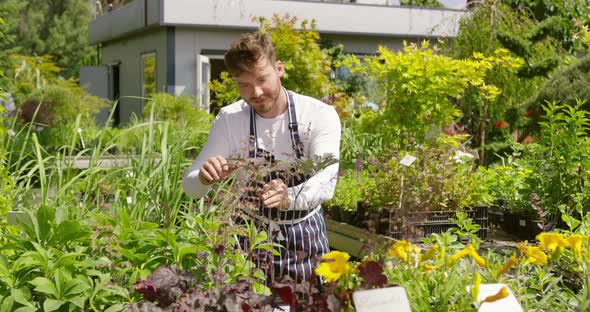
[182,111,231,199]
[287,105,341,210]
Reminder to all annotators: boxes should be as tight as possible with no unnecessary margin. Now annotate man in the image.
[183,32,341,283]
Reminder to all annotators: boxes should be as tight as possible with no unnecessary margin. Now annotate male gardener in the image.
[183,32,341,283]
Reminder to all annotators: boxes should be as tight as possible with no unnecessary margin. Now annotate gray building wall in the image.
[173,28,244,98]
[100,28,169,123]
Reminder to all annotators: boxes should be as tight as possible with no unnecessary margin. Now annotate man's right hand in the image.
[198,156,240,185]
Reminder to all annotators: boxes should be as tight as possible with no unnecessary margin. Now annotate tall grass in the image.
[3,101,209,229]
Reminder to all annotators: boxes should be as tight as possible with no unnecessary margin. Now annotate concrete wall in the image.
[100,28,169,123]
[162,0,465,38]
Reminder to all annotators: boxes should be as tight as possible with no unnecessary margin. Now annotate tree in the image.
[0,0,97,78]
[502,0,590,53]
[448,0,569,163]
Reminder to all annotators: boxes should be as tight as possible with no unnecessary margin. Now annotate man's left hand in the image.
[259,179,290,210]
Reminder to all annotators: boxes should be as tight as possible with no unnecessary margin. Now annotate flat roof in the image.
[90,0,466,44]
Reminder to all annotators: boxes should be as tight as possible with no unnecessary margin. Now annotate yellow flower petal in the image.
[499,255,517,276]
[450,244,473,261]
[517,243,547,266]
[315,251,351,282]
[536,232,565,254]
[565,235,586,256]
[387,240,418,262]
[450,245,485,266]
[420,244,439,262]
[419,263,440,272]
[468,249,486,267]
[483,286,509,303]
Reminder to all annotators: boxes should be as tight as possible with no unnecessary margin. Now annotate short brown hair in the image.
[224,32,276,76]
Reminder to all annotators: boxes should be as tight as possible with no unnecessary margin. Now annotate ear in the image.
[275,60,284,78]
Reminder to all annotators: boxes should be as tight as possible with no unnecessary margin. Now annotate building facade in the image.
[86,0,466,123]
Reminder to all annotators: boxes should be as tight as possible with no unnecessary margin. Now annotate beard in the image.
[246,84,282,115]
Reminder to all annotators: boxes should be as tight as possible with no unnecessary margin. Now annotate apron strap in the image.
[249,107,258,158]
[249,88,304,159]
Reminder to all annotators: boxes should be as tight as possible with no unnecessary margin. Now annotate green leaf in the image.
[177,243,197,263]
[10,288,34,308]
[13,307,38,312]
[54,253,88,269]
[63,277,91,298]
[104,303,126,312]
[43,298,63,312]
[54,221,91,245]
[67,295,86,309]
[36,205,56,243]
[29,277,58,297]
[0,296,15,312]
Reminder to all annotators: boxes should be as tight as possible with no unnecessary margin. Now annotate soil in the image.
[480,223,520,255]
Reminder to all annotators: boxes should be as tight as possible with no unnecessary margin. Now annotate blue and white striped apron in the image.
[238,88,330,283]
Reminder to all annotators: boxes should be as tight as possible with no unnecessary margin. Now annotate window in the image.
[141,52,157,99]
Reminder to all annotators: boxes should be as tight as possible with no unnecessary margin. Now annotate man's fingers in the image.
[199,156,232,184]
[212,156,226,177]
[260,179,289,210]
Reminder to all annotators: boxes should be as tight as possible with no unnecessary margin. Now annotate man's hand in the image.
[198,156,240,185]
[259,179,290,210]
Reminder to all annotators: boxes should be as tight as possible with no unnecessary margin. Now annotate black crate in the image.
[390,206,488,241]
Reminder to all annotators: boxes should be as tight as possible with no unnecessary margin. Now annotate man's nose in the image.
[253,85,263,97]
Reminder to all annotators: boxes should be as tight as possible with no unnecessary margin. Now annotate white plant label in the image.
[399,155,417,167]
[353,286,411,312]
[466,283,523,312]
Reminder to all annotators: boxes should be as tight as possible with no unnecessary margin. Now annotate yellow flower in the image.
[314,251,351,282]
[450,244,486,267]
[565,235,586,256]
[482,286,509,303]
[420,244,439,262]
[387,240,418,262]
[471,273,481,303]
[517,243,548,266]
[536,232,566,254]
[499,255,517,276]
[419,263,440,272]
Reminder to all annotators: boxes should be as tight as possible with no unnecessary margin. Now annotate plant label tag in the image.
[399,155,417,167]
[519,219,526,227]
[353,286,411,312]
[466,283,523,312]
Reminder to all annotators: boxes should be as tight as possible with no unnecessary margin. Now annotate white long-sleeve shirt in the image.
[183,91,341,211]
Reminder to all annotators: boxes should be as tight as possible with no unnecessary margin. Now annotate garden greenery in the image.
[341,43,522,151]
[2,2,590,310]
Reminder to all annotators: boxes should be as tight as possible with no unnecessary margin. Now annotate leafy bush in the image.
[342,43,522,150]
[325,170,374,212]
[365,136,492,236]
[484,101,590,220]
[0,205,129,311]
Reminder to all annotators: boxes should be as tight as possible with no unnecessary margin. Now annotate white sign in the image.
[399,155,417,167]
[353,286,411,312]
[467,283,523,312]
